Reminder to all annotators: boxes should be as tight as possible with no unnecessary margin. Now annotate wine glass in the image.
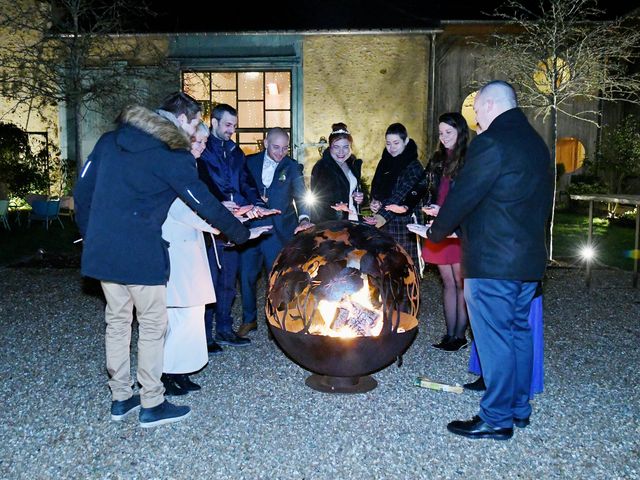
[352,183,363,216]
[261,186,269,204]
[223,192,235,247]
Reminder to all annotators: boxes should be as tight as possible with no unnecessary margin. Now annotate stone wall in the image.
[301,35,429,184]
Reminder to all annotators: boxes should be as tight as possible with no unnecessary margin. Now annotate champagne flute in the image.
[223,192,235,246]
[261,186,269,204]
[352,183,362,216]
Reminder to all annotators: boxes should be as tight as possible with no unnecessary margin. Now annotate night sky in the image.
[139,0,638,33]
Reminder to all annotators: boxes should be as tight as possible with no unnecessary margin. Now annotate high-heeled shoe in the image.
[172,374,201,392]
[161,373,188,396]
[441,336,469,351]
[432,334,452,349]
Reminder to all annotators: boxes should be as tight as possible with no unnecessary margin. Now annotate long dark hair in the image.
[429,112,469,178]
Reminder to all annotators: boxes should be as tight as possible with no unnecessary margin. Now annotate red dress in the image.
[421,176,461,265]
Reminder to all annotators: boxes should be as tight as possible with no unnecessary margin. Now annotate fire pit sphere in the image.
[266,220,419,393]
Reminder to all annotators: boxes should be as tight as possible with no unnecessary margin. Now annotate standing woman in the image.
[310,122,364,223]
[366,123,425,266]
[160,122,219,394]
[421,112,470,351]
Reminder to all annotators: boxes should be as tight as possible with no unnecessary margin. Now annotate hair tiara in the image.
[331,128,350,135]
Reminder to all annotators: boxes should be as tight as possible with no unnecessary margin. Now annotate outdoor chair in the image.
[0,200,10,231]
[25,193,47,206]
[59,195,75,221]
[28,199,64,230]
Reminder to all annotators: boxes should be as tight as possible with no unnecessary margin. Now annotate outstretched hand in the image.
[407,223,429,238]
[422,204,440,217]
[240,205,282,219]
[294,220,314,234]
[331,202,354,214]
[385,204,408,214]
[248,225,272,240]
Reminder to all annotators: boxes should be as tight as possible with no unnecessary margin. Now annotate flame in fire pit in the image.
[314,276,383,337]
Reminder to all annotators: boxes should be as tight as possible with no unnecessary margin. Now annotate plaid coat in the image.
[371,141,425,266]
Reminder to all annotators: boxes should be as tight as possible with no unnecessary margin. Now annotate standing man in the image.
[197,103,274,350]
[237,128,314,337]
[74,92,269,428]
[410,80,553,440]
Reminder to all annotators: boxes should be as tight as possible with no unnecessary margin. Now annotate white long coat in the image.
[162,198,217,307]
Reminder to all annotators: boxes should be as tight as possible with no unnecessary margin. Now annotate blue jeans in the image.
[464,278,537,428]
[204,239,239,342]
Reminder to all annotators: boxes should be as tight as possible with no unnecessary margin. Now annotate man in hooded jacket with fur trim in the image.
[74,92,271,428]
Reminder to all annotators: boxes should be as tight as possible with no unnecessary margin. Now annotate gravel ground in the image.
[0,265,638,479]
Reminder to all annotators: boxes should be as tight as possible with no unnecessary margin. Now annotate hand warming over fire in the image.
[363,214,386,228]
[407,223,430,238]
[331,202,354,214]
[241,205,281,219]
[422,204,440,217]
[248,225,272,239]
[294,219,314,234]
[385,204,408,214]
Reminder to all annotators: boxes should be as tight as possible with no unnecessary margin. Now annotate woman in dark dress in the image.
[403,112,470,351]
[366,123,425,267]
[310,122,364,224]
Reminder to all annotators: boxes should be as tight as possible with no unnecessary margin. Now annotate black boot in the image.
[161,373,188,396]
[173,374,201,392]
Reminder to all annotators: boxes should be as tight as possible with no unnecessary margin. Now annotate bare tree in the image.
[473,0,640,259]
[0,0,174,175]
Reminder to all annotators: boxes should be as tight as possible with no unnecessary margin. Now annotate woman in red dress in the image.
[422,113,470,351]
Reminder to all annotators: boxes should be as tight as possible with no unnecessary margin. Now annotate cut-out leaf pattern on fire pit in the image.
[266,221,419,337]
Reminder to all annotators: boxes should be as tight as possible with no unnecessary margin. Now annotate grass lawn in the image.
[552,210,637,271]
[1,208,637,271]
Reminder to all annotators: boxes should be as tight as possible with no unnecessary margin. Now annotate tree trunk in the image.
[74,100,83,179]
[548,102,558,261]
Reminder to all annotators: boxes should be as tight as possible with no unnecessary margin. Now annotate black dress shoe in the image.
[447,415,513,440]
[172,374,201,392]
[432,334,452,349]
[161,374,188,396]
[207,341,223,355]
[215,330,251,347]
[441,336,469,351]
[463,376,486,391]
[513,416,530,428]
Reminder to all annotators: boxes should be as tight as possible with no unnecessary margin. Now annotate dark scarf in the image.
[371,138,418,200]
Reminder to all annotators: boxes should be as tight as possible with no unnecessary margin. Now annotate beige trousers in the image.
[101,282,167,408]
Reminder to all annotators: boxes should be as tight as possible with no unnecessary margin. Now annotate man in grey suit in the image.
[410,80,553,440]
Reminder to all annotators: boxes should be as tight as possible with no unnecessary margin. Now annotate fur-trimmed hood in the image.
[117,105,191,152]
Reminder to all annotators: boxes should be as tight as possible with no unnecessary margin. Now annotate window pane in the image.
[238,101,264,128]
[240,144,261,155]
[265,72,291,110]
[238,72,264,100]
[266,110,291,128]
[212,91,237,108]
[211,72,236,90]
[238,132,265,155]
[200,100,212,127]
[183,72,210,100]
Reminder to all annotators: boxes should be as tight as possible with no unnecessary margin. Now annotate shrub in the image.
[0,123,50,199]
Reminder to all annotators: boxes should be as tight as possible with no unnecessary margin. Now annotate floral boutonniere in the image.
[278,172,287,182]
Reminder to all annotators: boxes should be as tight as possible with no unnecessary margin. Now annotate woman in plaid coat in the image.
[366,123,424,267]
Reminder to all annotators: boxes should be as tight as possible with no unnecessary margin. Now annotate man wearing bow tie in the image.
[237,127,313,337]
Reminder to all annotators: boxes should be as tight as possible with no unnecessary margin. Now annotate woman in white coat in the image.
[161,122,220,394]
[162,123,272,394]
